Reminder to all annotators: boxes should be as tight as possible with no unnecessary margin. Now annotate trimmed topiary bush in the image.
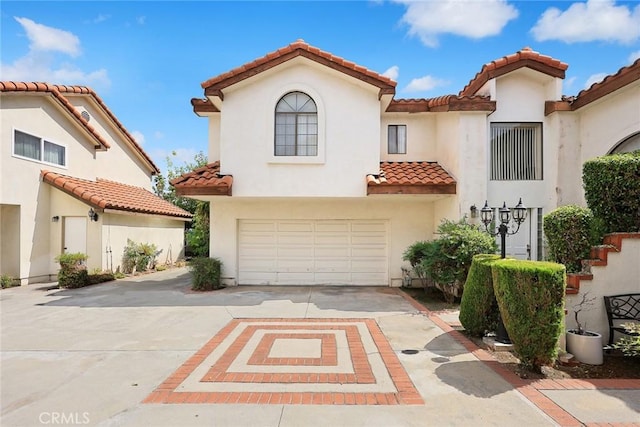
[55,252,89,289]
[543,205,596,273]
[492,259,566,372]
[583,150,640,234]
[189,257,223,291]
[459,254,502,337]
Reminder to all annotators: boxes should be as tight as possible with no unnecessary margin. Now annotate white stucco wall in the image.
[218,59,381,197]
[565,238,640,343]
[486,72,561,216]
[208,197,441,286]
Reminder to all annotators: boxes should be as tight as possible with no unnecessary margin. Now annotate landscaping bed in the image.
[403,287,640,379]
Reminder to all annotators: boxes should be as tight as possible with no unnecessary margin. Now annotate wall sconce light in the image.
[469,204,478,219]
[52,216,60,222]
[88,208,99,222]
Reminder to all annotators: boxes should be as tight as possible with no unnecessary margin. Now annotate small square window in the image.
[388,125,406,154]
[13,129,66,167]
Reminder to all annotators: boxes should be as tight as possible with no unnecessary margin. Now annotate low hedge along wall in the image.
[492,259,566,371]
[459,254,502,337]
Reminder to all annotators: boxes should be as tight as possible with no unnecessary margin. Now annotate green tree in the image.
[154,151,210,257]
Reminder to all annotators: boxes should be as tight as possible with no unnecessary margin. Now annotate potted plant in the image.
[566,293,603,365]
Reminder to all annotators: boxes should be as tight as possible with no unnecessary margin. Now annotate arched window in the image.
[275,92,318,156]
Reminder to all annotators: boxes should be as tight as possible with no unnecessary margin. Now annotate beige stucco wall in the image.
[49,189,185,273]
[218,59,381,197]
[380,113,436,162]
[209,197,443,286]
[1,93,184,283]
[565,238,640,343]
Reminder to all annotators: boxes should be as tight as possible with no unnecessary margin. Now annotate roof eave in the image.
[367,184,456,195]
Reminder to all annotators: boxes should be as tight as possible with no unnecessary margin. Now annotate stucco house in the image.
[172,40,640,287]
[1,82,192,284]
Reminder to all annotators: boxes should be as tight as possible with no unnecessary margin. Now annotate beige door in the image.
[64,217,87,254]
[238,220,388,285]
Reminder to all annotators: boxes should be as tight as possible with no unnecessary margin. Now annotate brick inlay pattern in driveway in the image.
[143,318,424,405]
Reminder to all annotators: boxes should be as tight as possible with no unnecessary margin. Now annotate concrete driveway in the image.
[1,267,638,426]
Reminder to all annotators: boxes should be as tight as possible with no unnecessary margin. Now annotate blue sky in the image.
[2,1,639,174]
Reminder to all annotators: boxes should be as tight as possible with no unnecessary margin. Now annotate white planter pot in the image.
[566,330,603,365]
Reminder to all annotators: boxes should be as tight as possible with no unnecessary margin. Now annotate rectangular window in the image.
[388,125,407,154]
[490,123,542,180]
[13,130,66,167]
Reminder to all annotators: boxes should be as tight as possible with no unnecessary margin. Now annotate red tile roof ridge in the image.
[574,57,640,101]
[41,170,191,219]
[1,81,160,174]
[459,48,568,96]
[200,40,396,90]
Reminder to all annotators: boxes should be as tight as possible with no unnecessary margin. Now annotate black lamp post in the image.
[480,198,527,343]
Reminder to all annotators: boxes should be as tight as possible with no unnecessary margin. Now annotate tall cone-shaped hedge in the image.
[459,254,502,337]
[492,259,566,371]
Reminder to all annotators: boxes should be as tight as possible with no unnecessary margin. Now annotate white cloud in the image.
[382,65,399,81]
[93,14,111,24]
[0,17,110,89]
[15,17,81,57]
[404,75,448,93]
[629,50,640,63]
[131,131,146,145]
[395,0,518,47]
[584,73,608,89]
[137,16,146,25]
[531,0,640,44]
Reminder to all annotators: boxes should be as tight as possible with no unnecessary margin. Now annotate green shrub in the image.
[1,274,18,289]
[613,323,640,357]
[402,240,438,289]
[543,205,597,273]
[122,239,158,274]
[491,259,566,372]
[459,254,502,337]
[404,218,497,302]
[583,151,640,234]
[55,252,89,289]
[87,272,116,285]
[189,257,223,291]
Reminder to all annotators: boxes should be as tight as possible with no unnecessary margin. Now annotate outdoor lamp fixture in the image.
[51,216,60,222]
[480,198,527,344]
[480,198,527,258]
[469,204,478,219]
[88,208,99,222]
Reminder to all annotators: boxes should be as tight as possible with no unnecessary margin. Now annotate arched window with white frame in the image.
[274,91,318,156]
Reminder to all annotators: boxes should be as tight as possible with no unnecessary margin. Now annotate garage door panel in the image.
[315,222,350,233]
[240,221,276,232]
[314,259,350,271]
[278,222,314,232]
[238,220,388,285]
[351,247,386,257]
[315,234,350,245]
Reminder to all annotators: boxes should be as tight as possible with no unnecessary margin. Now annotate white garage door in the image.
[238,220,388,285]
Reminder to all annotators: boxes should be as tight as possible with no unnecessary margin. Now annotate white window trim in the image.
[11,127,68,169]
[267,84,326,165]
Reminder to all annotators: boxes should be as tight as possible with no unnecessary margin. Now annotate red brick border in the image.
[396,289,640,426]
[201,324,373,384]
[143,318,424,405]
[247,332,337,366]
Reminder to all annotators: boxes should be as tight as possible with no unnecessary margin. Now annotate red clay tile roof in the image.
[1,82,160,174]
[367,162,456,195]
[170,161,233,196]
[460,47,568,97]
[41,170,192,219]
[387,95,496,113]
[200,39,396,101]
[545,58,640,115]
